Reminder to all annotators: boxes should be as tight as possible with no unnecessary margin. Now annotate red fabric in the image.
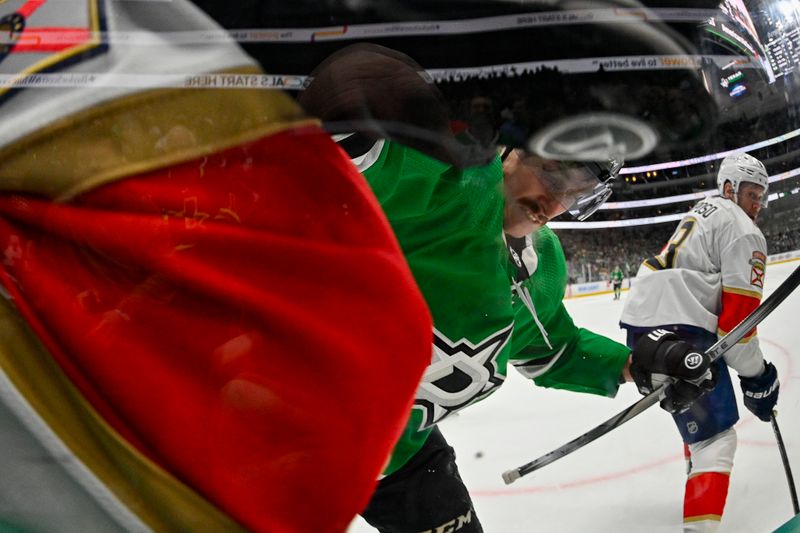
[0,126,431,532]
[683,471,730,521]
[718,290,760,338]
[17,0,47,18]
[15,28,92,53]
[449,120,468,134]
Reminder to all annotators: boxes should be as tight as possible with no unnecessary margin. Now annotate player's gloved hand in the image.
[630,329,716,414]
[739,361,779,422]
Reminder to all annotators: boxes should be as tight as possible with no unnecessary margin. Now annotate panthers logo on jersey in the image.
[413,324,513,430]
[750,250,766,288]
[0,0,108,102]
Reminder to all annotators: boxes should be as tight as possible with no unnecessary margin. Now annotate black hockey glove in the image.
[739,361,779,422]
[630,329,716,414]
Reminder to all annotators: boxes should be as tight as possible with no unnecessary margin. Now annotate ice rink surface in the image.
[351,259,800,533]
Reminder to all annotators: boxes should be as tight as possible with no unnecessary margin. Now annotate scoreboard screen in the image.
[758,1,800,80]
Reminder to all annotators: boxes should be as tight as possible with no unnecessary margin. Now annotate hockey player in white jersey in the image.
[620,152,780,532]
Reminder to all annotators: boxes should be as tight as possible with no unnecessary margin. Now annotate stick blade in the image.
[502,469,521,485]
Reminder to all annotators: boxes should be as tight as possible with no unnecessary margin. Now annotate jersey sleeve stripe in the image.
[721,286,762,299]
[718,290,760,340]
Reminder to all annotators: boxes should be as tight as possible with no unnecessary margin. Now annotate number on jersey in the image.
[644,218,697,271]
[691,201,718,218]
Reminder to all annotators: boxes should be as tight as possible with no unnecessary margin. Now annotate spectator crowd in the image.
[558,204,800,284]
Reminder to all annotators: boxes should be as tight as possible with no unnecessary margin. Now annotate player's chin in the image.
[504,208,542,237]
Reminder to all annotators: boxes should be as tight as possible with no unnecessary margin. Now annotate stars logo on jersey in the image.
[413,324,513,430]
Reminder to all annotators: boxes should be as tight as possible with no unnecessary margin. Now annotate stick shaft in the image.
[771,413,800,515]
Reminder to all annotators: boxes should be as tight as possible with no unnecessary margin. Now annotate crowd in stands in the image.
[558,201,800,283]
[557,225,671,283]
[434,65,800,286]
[762,204,800,255]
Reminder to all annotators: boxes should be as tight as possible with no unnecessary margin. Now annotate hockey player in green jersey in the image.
[502,149,633,399]
[611,265,625,300]
[506,227,632,399]
[300,44,716,533]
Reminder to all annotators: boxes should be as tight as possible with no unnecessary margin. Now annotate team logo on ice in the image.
[413,324,513,430]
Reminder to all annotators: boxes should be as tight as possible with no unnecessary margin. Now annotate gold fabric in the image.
[0,66,316,200]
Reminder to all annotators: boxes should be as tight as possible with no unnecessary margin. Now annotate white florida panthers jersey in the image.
[621,196,767,378]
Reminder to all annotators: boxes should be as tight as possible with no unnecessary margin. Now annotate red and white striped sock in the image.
[683,471,730,532]
[682,428,737,533]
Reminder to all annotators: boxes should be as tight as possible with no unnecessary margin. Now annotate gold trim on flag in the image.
[0,66,317,200]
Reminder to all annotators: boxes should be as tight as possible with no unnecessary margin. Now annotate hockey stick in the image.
[503,262,800,484]
[770,411,800,515]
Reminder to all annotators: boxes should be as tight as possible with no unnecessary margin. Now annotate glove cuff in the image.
[740,361,778,394]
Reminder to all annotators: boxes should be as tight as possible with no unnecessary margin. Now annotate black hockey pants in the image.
[361,426,483,533]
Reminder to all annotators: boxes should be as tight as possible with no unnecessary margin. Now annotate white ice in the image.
[351,259,800,533]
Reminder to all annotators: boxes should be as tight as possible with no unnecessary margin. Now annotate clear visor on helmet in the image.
[568,158,623,221]
[529,156,622,222]
[736,181,769,209]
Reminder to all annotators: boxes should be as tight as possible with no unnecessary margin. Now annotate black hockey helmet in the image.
[194,0,720,160]
[193,0,731,220]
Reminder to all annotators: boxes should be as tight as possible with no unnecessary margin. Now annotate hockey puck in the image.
[475,451,483,459]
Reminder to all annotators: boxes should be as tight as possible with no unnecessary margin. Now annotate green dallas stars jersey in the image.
[356,139,512,474]
[351,138,629,475]
[506,228,630,396]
